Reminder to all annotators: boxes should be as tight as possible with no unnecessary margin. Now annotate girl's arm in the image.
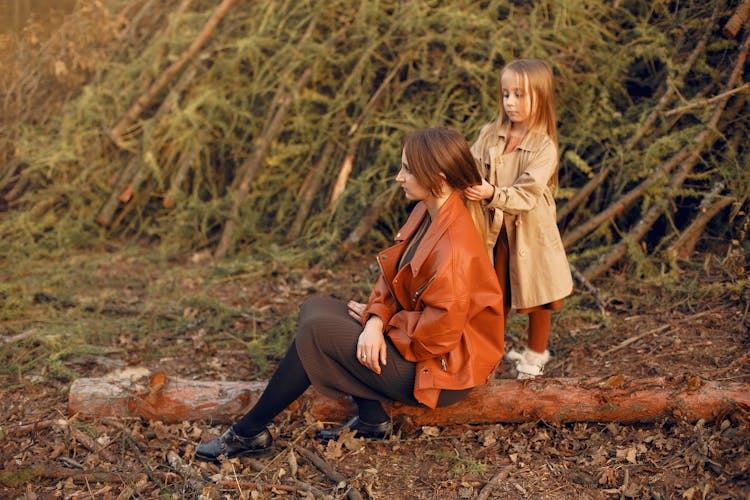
[485,140,558,214]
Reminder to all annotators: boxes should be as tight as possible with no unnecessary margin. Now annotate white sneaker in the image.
[512,349,550,379]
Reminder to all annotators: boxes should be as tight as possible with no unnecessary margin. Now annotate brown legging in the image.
[494,226,561,353]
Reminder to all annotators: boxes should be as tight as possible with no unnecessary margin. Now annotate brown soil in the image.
[1,249,748,499]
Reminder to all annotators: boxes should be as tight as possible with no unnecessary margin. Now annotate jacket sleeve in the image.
[486,140,558,215]
[361,274,399,326]
[386,256,478,361]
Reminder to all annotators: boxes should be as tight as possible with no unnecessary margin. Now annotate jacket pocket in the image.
[536,221,563,247]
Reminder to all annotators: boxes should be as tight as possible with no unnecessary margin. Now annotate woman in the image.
[195,127,505,462]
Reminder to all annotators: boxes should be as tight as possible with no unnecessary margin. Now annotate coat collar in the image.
[393,190,465,277]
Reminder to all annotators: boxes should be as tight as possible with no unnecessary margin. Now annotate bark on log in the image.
[68,372,750,426]
[724,0,750,39]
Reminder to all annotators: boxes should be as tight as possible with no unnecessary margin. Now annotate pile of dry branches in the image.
[0,0,748,281]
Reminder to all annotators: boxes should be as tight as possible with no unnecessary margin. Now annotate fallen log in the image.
[68,371,750,426]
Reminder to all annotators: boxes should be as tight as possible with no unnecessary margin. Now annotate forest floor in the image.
[0,244,748,499]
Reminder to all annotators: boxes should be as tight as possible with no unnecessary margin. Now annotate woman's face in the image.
[501,70,531,127]
[397,149,432,202]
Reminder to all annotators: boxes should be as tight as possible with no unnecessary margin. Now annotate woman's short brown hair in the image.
[402,128,487,242]
[402,127,483,197]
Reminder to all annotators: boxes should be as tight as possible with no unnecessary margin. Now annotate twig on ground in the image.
[601,325,671,355]
[68,424,120,464]
[1,328,38,345]
[705,350,750,378]
[9,419,56,435]
[166,450,204,493]
[294,445,363,500]
[476,466,510,500]
[570,264,607,315]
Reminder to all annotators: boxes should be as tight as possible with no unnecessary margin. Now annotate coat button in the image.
[423,369,429,374]
[519,249,527,257]
[382,255,387,260]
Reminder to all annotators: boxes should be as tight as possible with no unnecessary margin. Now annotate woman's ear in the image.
[437,173,451,194]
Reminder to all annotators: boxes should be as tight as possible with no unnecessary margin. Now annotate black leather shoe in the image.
[194,426,272,462]
[315,416,392,441]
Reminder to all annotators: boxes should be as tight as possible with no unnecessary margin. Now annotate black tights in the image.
[233,341,388,437]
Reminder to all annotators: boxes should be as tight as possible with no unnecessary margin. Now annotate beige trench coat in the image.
[471,122,573,309]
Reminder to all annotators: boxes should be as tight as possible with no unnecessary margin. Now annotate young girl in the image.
[465,58,573,379]
[195,128,505,461]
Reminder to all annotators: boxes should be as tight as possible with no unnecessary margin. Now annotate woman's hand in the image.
[347,300,366,322]
[357,316,387,374]
[464,179,495,201]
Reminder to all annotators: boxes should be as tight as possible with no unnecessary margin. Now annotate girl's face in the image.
[501,70,531,127]
[397,149,432,202]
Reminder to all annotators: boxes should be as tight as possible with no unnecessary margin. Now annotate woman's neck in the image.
[424,188,453,219]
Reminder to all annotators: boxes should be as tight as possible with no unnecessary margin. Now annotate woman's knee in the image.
[296,297,359,356]
[297,297,343,344]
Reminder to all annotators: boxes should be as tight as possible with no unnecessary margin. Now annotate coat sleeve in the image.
[361,274,399,326]
[386,254,479,361]
[486,140,558,215]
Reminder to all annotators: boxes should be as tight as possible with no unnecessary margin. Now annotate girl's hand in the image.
[357,316,387,374]
[464,179,495,201]
[347,300,366,322]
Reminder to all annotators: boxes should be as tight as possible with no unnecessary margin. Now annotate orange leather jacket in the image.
[362,191,505,408]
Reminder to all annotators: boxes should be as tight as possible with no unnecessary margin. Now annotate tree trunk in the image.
[667,189,734,260]
[579,27,750,279]
[68,372,750,426]
[108,0,236,149]
[213,67,312,259]
[724,0,750,39]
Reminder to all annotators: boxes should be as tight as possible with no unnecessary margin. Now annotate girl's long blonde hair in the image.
[402,128,488,243]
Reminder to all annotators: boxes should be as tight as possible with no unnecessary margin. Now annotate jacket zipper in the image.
[412,275,437,306]
[376,255,403,310]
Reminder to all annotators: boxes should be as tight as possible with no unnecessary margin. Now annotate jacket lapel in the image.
[407,191,461,277]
